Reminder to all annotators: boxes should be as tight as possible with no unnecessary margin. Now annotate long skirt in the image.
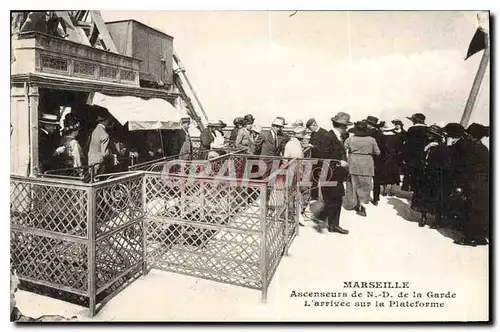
[351,175,373,205]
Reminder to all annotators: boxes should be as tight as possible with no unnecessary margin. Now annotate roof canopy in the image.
[91,92,181,131]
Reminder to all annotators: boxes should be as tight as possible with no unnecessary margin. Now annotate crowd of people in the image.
[224,111,489,247]
[36,110,191,177]
[35,107,489,247]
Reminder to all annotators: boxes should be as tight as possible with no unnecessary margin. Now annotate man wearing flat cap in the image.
[404,113,429,192]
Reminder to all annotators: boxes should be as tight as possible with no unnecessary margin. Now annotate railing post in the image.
[142,173,148,276]
[260,185,268,303]
[87,186,96,318]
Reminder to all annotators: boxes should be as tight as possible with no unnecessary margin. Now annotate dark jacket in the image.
[39,130,61,172]
[309,127,332,159]
[405,124,430,167]
[322,130,348,198]
[254,129,282,156]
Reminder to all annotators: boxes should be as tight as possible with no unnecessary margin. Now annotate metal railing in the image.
[10,172,144,317]
[10,146,314,316]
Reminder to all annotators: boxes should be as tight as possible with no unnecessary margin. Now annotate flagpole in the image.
[460,30,490,127]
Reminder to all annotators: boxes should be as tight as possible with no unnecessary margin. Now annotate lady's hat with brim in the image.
[331,112,353,126]
[293,126,307,138]
[39,113,59,125]
[466,123,490,139]
[244,114,255,124]
[443,122,465,138]
[62,114,82,134]
[292,119,304,128]
[271,117,287,127]
[427,124,444,138]
[406,113,426,124]
[364,116,379,127]
[381,121,396,132]
[233,117,243,126]
[348,121,370,136]
[391,119,404,126]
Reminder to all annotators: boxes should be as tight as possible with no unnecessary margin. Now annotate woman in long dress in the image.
[410,125,448,228]
[452,123,489,246]
[344,121,381,217]
[380,122,405,196]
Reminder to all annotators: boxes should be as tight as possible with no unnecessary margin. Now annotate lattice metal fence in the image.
[143,153,301,300]
[10,173,144,318]
[11,151,306,316]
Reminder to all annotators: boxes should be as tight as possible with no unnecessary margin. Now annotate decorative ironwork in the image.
[100,66,118,80]
[74,61,96,76]
[40,55,68,72]
[95,175,144,236]
[120,70,135,82]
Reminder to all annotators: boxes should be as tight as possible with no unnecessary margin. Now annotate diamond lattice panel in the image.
[10,181,88,237]
[11,231,88,292]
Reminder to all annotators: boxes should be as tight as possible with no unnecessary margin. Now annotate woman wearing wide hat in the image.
[449,123,489,246]
[410,124,448,228]
[344,121,381,216]
[59,113,84,169]
[404,113,429,192]
[379,122,404,196]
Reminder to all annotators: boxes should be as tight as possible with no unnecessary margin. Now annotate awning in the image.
[91,92,181,131]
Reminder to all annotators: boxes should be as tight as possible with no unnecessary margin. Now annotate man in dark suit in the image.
[254,116,287,157]
[252,117,287,181]
[306,118,332,200]
[404,113,429,191]
[38,113,62,173]
[308,113,351,235]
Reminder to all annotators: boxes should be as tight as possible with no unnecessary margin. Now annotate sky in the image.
[101,10,490,130]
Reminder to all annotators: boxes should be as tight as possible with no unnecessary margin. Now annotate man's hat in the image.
[427,124,444,138]
[207,120,226,128]
[365,116,379,127]
[331,112,353,126]
[271,117,287,127]
[443,122,465,138]
[305,118,316,129]
[39,113,59,125]
[407,113,426,124]
[180,117,191,124]
[251,124,262,133]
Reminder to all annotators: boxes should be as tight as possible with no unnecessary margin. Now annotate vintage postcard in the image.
[9,9,490,322]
